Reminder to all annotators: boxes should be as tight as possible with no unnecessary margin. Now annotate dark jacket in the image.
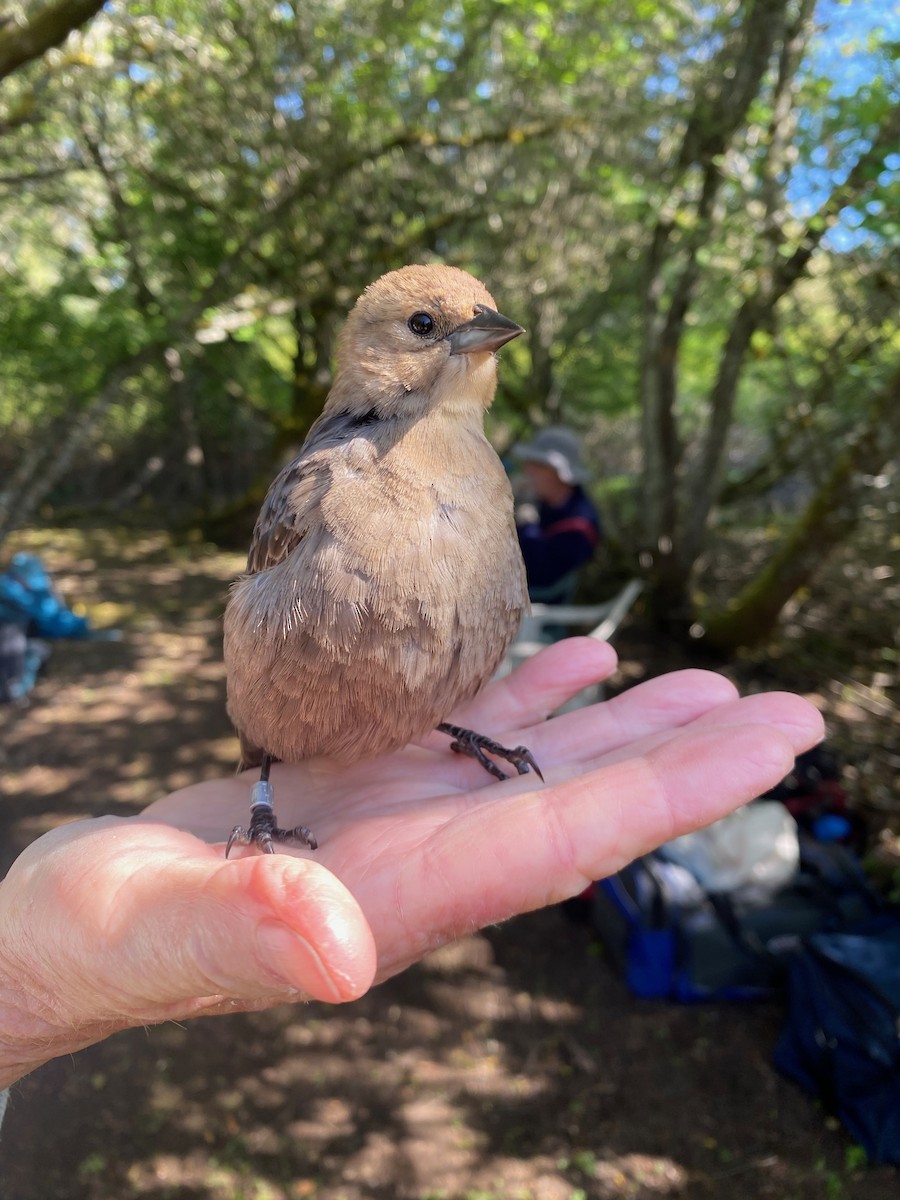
[517,486,602,602]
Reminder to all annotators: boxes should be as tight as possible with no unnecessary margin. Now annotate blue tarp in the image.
[775,917,900,1163]
[0,553,93,701]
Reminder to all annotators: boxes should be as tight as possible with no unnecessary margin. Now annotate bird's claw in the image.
[449,738,509,780]
[225,821,279,857]
[226,780,317,858]
[438,723,544,782]
[226,820,318,857]
[509,746,544,781]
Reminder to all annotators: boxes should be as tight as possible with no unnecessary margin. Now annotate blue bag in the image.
[591,842,881,1004]
[0,553,91,701]
[593,855,780,1001]
[774,917,900,1164]
[0,553,91,638]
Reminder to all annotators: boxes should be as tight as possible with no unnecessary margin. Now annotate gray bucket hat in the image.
[513,426,590,485]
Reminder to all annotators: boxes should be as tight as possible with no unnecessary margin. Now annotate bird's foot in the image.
[437,723,544,782]
[225,780,318,857]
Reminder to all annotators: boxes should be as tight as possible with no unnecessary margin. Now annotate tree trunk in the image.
[638,0,793,616]
[0,349,160,545]
[682,100,900,571]
[700,363,900,651]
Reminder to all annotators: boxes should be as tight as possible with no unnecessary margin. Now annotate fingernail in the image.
[255,919,344,1003]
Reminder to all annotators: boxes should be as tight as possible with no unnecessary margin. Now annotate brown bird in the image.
[223,264,541,855]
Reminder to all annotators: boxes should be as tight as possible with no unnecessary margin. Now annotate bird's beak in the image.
[447,304,525,356]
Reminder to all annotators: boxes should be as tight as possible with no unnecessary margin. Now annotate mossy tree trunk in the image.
[636,0,899,638]
[700,363,900,652]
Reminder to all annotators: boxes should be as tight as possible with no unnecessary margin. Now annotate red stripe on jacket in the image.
[541,516,599,546]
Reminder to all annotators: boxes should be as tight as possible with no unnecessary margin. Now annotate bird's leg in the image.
[225,754,318,857]
[437,723,544,782]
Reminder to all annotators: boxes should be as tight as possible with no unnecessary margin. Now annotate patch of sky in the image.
[128,63,153,84]
[787,0,898,250]
[645,73,680,98]
[808,0,899,101]
[825,215,867,252]
[644,52,686,101]
[274,91,305,119]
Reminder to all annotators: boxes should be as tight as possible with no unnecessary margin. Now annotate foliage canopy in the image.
[0,0,897,648]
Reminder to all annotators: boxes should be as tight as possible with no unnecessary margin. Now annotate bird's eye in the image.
[407,311,435,337]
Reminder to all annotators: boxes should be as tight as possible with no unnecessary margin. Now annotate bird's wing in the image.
[246,458,323,574]
[245,408,379,575]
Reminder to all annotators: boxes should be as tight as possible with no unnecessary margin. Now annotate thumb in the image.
[2,818,376,1035]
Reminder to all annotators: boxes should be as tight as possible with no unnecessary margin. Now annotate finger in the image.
[430,668,739,788]
[396,688,824,841]
[496,677,821,777]
[692,688,824,746]
[371,722,797,981]
[4,820,377,1032]
[441,637,617,733]
[565,688,824,776]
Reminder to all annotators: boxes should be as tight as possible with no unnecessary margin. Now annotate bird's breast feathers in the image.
[224,425,527,762]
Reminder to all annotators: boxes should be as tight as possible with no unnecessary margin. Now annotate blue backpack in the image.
[775,916,900,1164]
[0,553,91,701]
[590,840,880,1003]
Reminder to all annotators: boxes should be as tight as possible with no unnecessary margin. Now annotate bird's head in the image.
[329,264,524,419]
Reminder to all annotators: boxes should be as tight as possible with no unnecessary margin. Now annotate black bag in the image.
[764,745,867,851]
[591,854,776,1001]
[774,916,900,1163]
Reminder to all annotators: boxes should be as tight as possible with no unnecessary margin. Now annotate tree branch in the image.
[700,360,900,651]
[0,0,105,82]
[80,127,157,313]
[683,103,900,562]
[0,163,82,185]
[638,0,792,557]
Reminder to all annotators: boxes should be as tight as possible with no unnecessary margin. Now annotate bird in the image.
[223,263,541,855]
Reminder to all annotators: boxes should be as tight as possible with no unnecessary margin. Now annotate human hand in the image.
[0,639,823,1087]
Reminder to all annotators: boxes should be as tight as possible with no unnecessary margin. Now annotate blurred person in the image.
[513,427,602,604]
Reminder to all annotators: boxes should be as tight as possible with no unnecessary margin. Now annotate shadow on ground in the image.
[1,525,896,1200]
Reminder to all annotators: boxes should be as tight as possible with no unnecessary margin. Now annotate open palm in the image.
[0,639,822,1089]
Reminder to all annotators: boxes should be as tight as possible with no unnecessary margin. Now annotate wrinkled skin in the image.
[0,640,823,1089]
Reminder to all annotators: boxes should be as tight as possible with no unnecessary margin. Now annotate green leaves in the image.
[0,0,897,587]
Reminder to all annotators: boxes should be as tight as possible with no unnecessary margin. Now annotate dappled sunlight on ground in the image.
[1,525,896,1199]
[1,527,243,868]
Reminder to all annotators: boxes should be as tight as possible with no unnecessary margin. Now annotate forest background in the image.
[1,0,897,640]
[1,3,899,1197]
[1,0,897,825]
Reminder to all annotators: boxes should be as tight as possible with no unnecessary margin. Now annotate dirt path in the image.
[1,527,895,1199]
